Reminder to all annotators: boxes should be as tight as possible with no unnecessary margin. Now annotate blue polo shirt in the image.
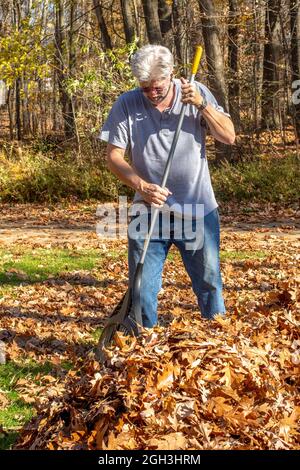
[99,79,228,216]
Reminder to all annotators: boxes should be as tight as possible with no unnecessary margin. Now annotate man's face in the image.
[139,75,172,104]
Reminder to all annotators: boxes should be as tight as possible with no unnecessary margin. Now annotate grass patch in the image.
[211,154,300,204]
[0,361,52,449]
[106,249,127,259]
[0,247,101,286]
[167,249,267,262]
[0,360,54,389]
[0,360,73,449]
[0,396,34,430]
[0,246,267,290]
[220,250,267,261]
[90,327,103,343]
[0,431,19,451]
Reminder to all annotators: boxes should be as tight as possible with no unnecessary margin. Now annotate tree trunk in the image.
[92,0,112,50]
[38,79,45,136]
[22,73,31,136]
[228,0,240,131]
[290,0,300,143]
[120,0,135,44]
[252,0,265,132]
[261,0,281,129]
[198,0,230,161]
[13,0,22,140]
[198,0,228,110]
[52,69,58,132]
[132,0,142,45]
[172,0,186,66]
[66,0,76,138]
[141,0,163,44]
[158,0,172,47]
[7,88,14,141]
[15,78,22,140]
[55,0,76,138]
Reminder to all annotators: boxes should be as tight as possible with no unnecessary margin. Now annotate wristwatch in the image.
[197,93,208,111]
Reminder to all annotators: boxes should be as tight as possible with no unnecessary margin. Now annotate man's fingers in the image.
[153,185,171,197]
[142,183,172,206]
[181,83,200,106]
[160,188,170,197]
[152,193,166,206]
[152,186,171,205]
[154,193,167,204]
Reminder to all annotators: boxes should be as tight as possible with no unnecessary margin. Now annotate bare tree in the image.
[290,0,300,143]
[251,0,265,132]
[172,0,186,66]
[13,0,22,140]
[261,0,281,129]
[158,0,173,47]
[15,77,21,140]
[197,0,230,161]
[228,0,240,130]
[93,0,112,50]
[55,0,76,138]
[197,0,228,111]
[121,0,135,44]
[141,0,163,44]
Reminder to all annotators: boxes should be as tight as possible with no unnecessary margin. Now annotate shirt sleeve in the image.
[98,95,129,150]
[195,82,231,117]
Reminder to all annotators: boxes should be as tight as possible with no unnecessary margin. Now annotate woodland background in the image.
[0,0,299,203]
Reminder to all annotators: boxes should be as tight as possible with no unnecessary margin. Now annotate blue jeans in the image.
[128,208,225,327]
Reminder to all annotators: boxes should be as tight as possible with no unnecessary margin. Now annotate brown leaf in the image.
[147,432,187,450]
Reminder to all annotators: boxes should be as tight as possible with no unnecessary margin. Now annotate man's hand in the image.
[138,180,172,208]
[106,144,172,206]
[180,77,202,107]
[180,78,235,145]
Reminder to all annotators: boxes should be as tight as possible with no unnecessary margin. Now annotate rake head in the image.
[95,289,140,363]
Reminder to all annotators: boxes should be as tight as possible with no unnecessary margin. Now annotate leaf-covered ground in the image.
[0,202,299,450]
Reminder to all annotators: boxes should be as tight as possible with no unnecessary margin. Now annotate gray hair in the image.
[130,44,174,82]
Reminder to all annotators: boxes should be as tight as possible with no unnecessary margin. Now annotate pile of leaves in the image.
[14,294,299,450]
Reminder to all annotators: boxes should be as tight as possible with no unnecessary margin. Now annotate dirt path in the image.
[0,202,299,247]
[0,223,300,246]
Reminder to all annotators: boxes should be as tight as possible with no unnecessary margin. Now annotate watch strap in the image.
[197,93,208,111]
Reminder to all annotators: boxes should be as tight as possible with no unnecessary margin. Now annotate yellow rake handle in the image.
[191,45,203,75]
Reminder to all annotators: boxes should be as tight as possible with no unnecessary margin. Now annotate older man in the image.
[99,44,235,327]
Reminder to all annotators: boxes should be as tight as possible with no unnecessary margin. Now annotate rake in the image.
[96,46,203,362]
